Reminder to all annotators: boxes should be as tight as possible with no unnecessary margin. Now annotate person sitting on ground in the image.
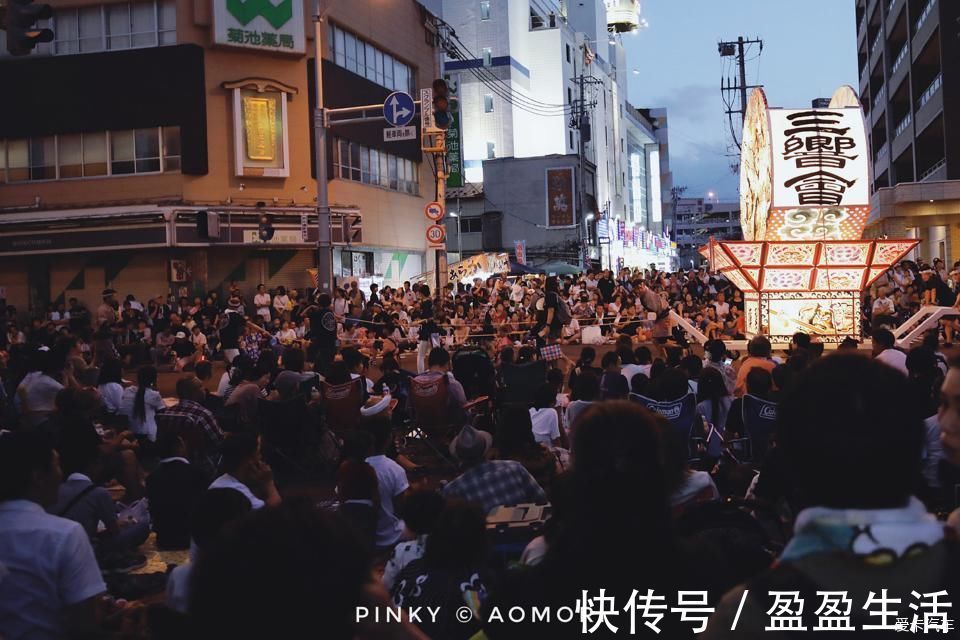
[335,430,380,553]
[382,490,446,591]
[0,431,107,640]
[599,350,628,400]
[496,404,561,493]
[872,327,908,375]
[208,433,281,510]
[704,354,945,638]
[224,358,273,428]
[362,414,409,552]
[442,424,546,515]
[146,432,210,551]
[160,376,225,477]
[120,365,165,442]
[391,501,492,640]
[96,358,125,419]
[733,335,777,397]
[528,383,567,449]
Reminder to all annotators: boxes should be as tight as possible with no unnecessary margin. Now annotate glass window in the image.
[30,137,56,180]
[387,155,398,190]
[484,94,494,113]
[78,6,103,52]
[83,132,108,176]
[349,142,361,181]
[486,141,496,159]
[482,47,492,66]
[337,139,349,178]
[480,0,490,20]
[360,145,370,183]
[59,134,83,178]
[365,43,376,81]
[55,10,79,54]
[392,59,405,92]
[383,53,394,89]
[379,152,388,188]
[106,4,131,49]
[158,0,176,44]
[374,50,384,85]
[134,128,160,172]
[334,27,345,66]
[163,126,181,171]
[130,2,156,47]
[344,31,357,72]
[111,130,135,174]
[7,140,29,182]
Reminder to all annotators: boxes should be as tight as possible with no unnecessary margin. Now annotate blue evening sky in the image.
[623,0,858,203]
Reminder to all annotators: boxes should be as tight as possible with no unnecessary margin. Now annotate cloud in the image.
[649,83,718,121]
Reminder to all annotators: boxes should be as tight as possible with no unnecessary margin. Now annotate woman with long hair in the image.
[96,358,125,416]
[120,365,164,441]
[697,366,732,431]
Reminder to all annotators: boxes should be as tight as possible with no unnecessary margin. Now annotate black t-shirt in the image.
[308,306,337,348]
[538,291,561,329]
[219,311,245,349]
[597,277,615,302]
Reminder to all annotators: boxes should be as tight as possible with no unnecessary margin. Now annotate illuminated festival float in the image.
[702,86,918,344]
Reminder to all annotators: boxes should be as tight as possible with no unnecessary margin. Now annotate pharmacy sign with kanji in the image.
[214,0,306,53]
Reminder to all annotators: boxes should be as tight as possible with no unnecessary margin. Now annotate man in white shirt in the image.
[208,434,281,510]
[253,284,272,323]
[713,291,731,319]
[364,416,409,550]
[872,288,896,324]
[872,328,908,375]
[0,432,106,640]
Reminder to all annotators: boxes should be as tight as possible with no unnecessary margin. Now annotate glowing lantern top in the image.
[605,0,642,33]
[739,86,871,242]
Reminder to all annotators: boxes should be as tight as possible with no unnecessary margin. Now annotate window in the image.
[567,87,573,104]
[34,0,176,57]
[328,23,413,93]
[482,47,492,66]
[459,217,483,233]
[484,94,494,113]
[566,44,571,62]
[480,0,490,20]
[0,127,177,182]
[332,137,419,194]
[569,131,574,150]
[486,141,496,159]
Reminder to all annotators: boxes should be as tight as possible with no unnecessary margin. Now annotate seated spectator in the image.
[725,367,774,437]
[442,424,546,514]
[96,358,125,418]
[17,343,70,428]
[733,335,776,397]
[697,366,732,432]
[496,405,560,492]
[335,430,379,553]
[872,327,908,375]
[362,415,409,551]
[146,432,210,550]
[705,354,944,636]
[412,346,467,417]
[567,346,602,394]
[188,503,374,640]
[599,351,628,400]
[166,487,252,614]
[120,365,165,442]
[50,431,149,561]
[209,433,282,510]
[0,431,107,639]
[391,501,491,640]
[224,358,273,428]
[703,339,736,394]
[382,490,446,591]
[160,376,225,476]
[528,384,566,448]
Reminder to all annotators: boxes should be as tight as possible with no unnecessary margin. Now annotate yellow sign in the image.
[243,96,277,161]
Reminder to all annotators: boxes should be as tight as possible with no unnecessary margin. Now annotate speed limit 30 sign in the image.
[426,224,446,245]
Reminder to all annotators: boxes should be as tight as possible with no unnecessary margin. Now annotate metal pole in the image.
[457,197,463,259]
[577,50,587,270]
[313,0,333,296]
[737,36,748,130]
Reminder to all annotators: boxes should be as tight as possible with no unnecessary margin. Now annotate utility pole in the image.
[577,60,587,270]
[718,36,763,151]
[313,0,333,296]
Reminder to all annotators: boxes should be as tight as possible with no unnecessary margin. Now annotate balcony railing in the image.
[917,73,942,109]
[915,0,935,34]
[920,158,946,182]
[875,144,889,164]
[894,112,912,138]
[873,86,886,111]
[871,29,884,54]
[891,44,909,74]
[888,0,899,15]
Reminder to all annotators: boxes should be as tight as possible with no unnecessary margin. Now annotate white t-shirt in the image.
[365,454,408,548]
[529,408,561,446]
[0,500,106,640]
[254,292,272,311]
[217,371,231,397]
[713,301,731,318]
[165,562,192,614]
[209,473,265,510]
[119,386,165,441]
[192,332,208,349]
[670,471,719,507]
[621,364,652,387]
[98,382,124,415]
[872,297,896,316]
[875,348,908,376]
[20,373,64,416]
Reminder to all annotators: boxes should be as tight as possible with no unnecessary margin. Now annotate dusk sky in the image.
[623,0,858,204]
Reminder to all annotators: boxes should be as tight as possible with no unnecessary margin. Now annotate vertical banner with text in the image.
[444,73,464,189]
[545,167,576,227]
[514,240,527,265]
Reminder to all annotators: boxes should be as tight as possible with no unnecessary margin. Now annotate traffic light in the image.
[258,214,275,242]
[432,78,452,131]
[4,0,54,57]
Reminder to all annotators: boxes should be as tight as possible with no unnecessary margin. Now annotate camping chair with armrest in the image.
[630,392,702,461]
[405,373,490,469]
[320,378,364,435]
[500,360,548,407]
[739,394,778,466]
[257,396,325,484]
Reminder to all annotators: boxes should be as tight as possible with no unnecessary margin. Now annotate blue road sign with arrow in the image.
[384,91,416,128]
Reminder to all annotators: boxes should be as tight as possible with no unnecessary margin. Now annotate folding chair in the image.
[740,394,778,465]
[257,397,325,483]
[501,360,548,406]
[405,374,490,469]
[630,392,700,460]
[320,378,364,435]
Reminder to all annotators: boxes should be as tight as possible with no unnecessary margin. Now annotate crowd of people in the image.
[3,260,960,638]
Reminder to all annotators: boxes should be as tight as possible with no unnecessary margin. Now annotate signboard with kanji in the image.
[445,73,464,189]
[545,167,575,227]
[213,0,305,54]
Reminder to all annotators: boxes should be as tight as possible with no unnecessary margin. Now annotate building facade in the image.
[674,198,742,267]
[856,0,960,260]
[0,0,440,313]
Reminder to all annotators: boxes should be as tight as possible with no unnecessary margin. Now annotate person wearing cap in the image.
[441,424,546,515]
[219,297,246,363]
[172,330,195,372]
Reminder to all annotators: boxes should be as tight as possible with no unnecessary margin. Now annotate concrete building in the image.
[0,0,440,313]
[856,0,960,261]
[674,198,741,267]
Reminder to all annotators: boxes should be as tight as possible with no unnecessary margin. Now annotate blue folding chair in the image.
[630,393,700,459]
[740,394,778,465]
